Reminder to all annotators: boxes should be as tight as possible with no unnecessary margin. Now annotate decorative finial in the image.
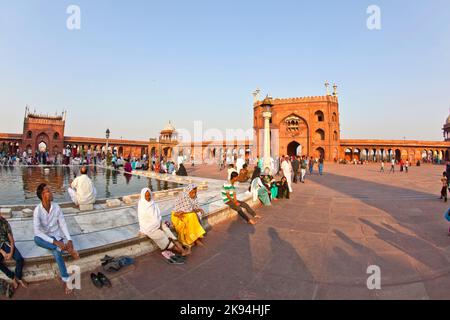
[325,81,330,95]
[332,84,338,96]
[252,88,261,103]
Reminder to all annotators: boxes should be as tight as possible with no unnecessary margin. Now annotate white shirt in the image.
[236,158,245,173]
[282,160,292,175]
[71,174,96,205]
[33,202,72,243]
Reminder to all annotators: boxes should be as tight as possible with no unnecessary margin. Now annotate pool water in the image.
[0,166,182,206]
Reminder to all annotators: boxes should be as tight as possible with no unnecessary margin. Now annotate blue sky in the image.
[0,0,449,141]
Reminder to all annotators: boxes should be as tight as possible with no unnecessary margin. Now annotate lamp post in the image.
[105,128,110,155]
[261,95,273,170]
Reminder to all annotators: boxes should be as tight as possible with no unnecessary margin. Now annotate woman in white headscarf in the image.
[138,188,189,256]
[171,184,206,247]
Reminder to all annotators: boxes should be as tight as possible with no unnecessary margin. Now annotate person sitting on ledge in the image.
[176,163,188,176]
[124,159,132,173]
[0,215,27,290]
[171,184,206,248]
[224,172,261,225]
[276,176,290,199]
[34,183,80,295]
[68,166,97,207]
[138,188,190,257]
[237,163,250,182]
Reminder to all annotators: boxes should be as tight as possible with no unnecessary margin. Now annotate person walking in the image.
[300,156,308,183]
[441,172,448,202]
[380,161,385,173]
[318,157,324,176]
[390,158,395,173]
[309,157,314,175]
[292,156,300,184]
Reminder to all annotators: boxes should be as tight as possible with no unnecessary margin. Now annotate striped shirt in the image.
[222,183,236,203]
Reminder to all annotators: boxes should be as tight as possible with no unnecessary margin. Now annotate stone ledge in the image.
[0,195,258,283]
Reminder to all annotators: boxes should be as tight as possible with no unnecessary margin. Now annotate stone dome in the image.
[446,115,450,125]
[163,121,175,132]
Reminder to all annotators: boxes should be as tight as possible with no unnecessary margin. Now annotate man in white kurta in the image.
[236,157,246,174]
[281,157,293,193]
[68,166,97,206]
[177,155,184,170]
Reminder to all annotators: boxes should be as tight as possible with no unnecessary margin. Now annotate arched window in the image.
[333,131,338,141]
[315,111,325,122]
[27,131,32,139]
[284,115,301,133]
[332,112,337,122]
[315,129,325,141]
[53,132,59,140]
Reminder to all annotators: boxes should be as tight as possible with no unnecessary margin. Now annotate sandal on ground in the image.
[117,256,135,267]
[102,260,121,273]
[101,255,115,263]
[97,272,112,288]
[90,273,103,288]
[171,255,186,263]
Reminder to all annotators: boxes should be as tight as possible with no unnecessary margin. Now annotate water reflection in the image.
[0,166,182,205]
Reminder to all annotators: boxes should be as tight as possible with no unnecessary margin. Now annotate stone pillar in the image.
[263,111,272,170]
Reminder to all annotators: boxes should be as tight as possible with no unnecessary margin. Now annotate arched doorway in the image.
[315,147,325,159]
[287,141,301,157]
[395,149,401,161]
[353,148,361,161]
[345,148,353,161]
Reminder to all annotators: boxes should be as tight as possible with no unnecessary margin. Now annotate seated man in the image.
[223,172,261,225]
[34,183,80,294]
[0,216,27,290]
[68,166,97,206]
[237,163,250,182]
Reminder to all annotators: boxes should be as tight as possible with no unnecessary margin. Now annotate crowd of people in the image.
[0,148,151,171]
[221,154,324,225]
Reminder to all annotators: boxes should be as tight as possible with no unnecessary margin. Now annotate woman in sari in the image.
[138,188,190,257]
[276,176,290,199]
[171,184,206,247]
[250,168,271,206]
[261,167,278,200]
[176,163,188,176]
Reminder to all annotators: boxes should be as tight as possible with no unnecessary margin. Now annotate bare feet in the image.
[195,239,205,247]
[18,279,28,288]
[12,278,19,290]
[254,215,262,219]
[182,246,192,256]
[248,219,257,225]
[65,284,73,295]
[68,249,80,260]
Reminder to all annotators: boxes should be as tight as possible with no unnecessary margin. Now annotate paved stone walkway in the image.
[7,163,450,300]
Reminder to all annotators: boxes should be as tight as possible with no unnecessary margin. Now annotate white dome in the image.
[164,121,175,131]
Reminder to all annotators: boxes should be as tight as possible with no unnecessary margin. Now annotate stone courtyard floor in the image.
[9,163,450,300]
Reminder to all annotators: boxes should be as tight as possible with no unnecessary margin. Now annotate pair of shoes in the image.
[91,272,112,288]
[163,255,185,265]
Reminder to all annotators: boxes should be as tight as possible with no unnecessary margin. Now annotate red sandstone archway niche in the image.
[280,114,309,157]
[315,147,325,159]
[35,132,50,153]
[287,141,301,157]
